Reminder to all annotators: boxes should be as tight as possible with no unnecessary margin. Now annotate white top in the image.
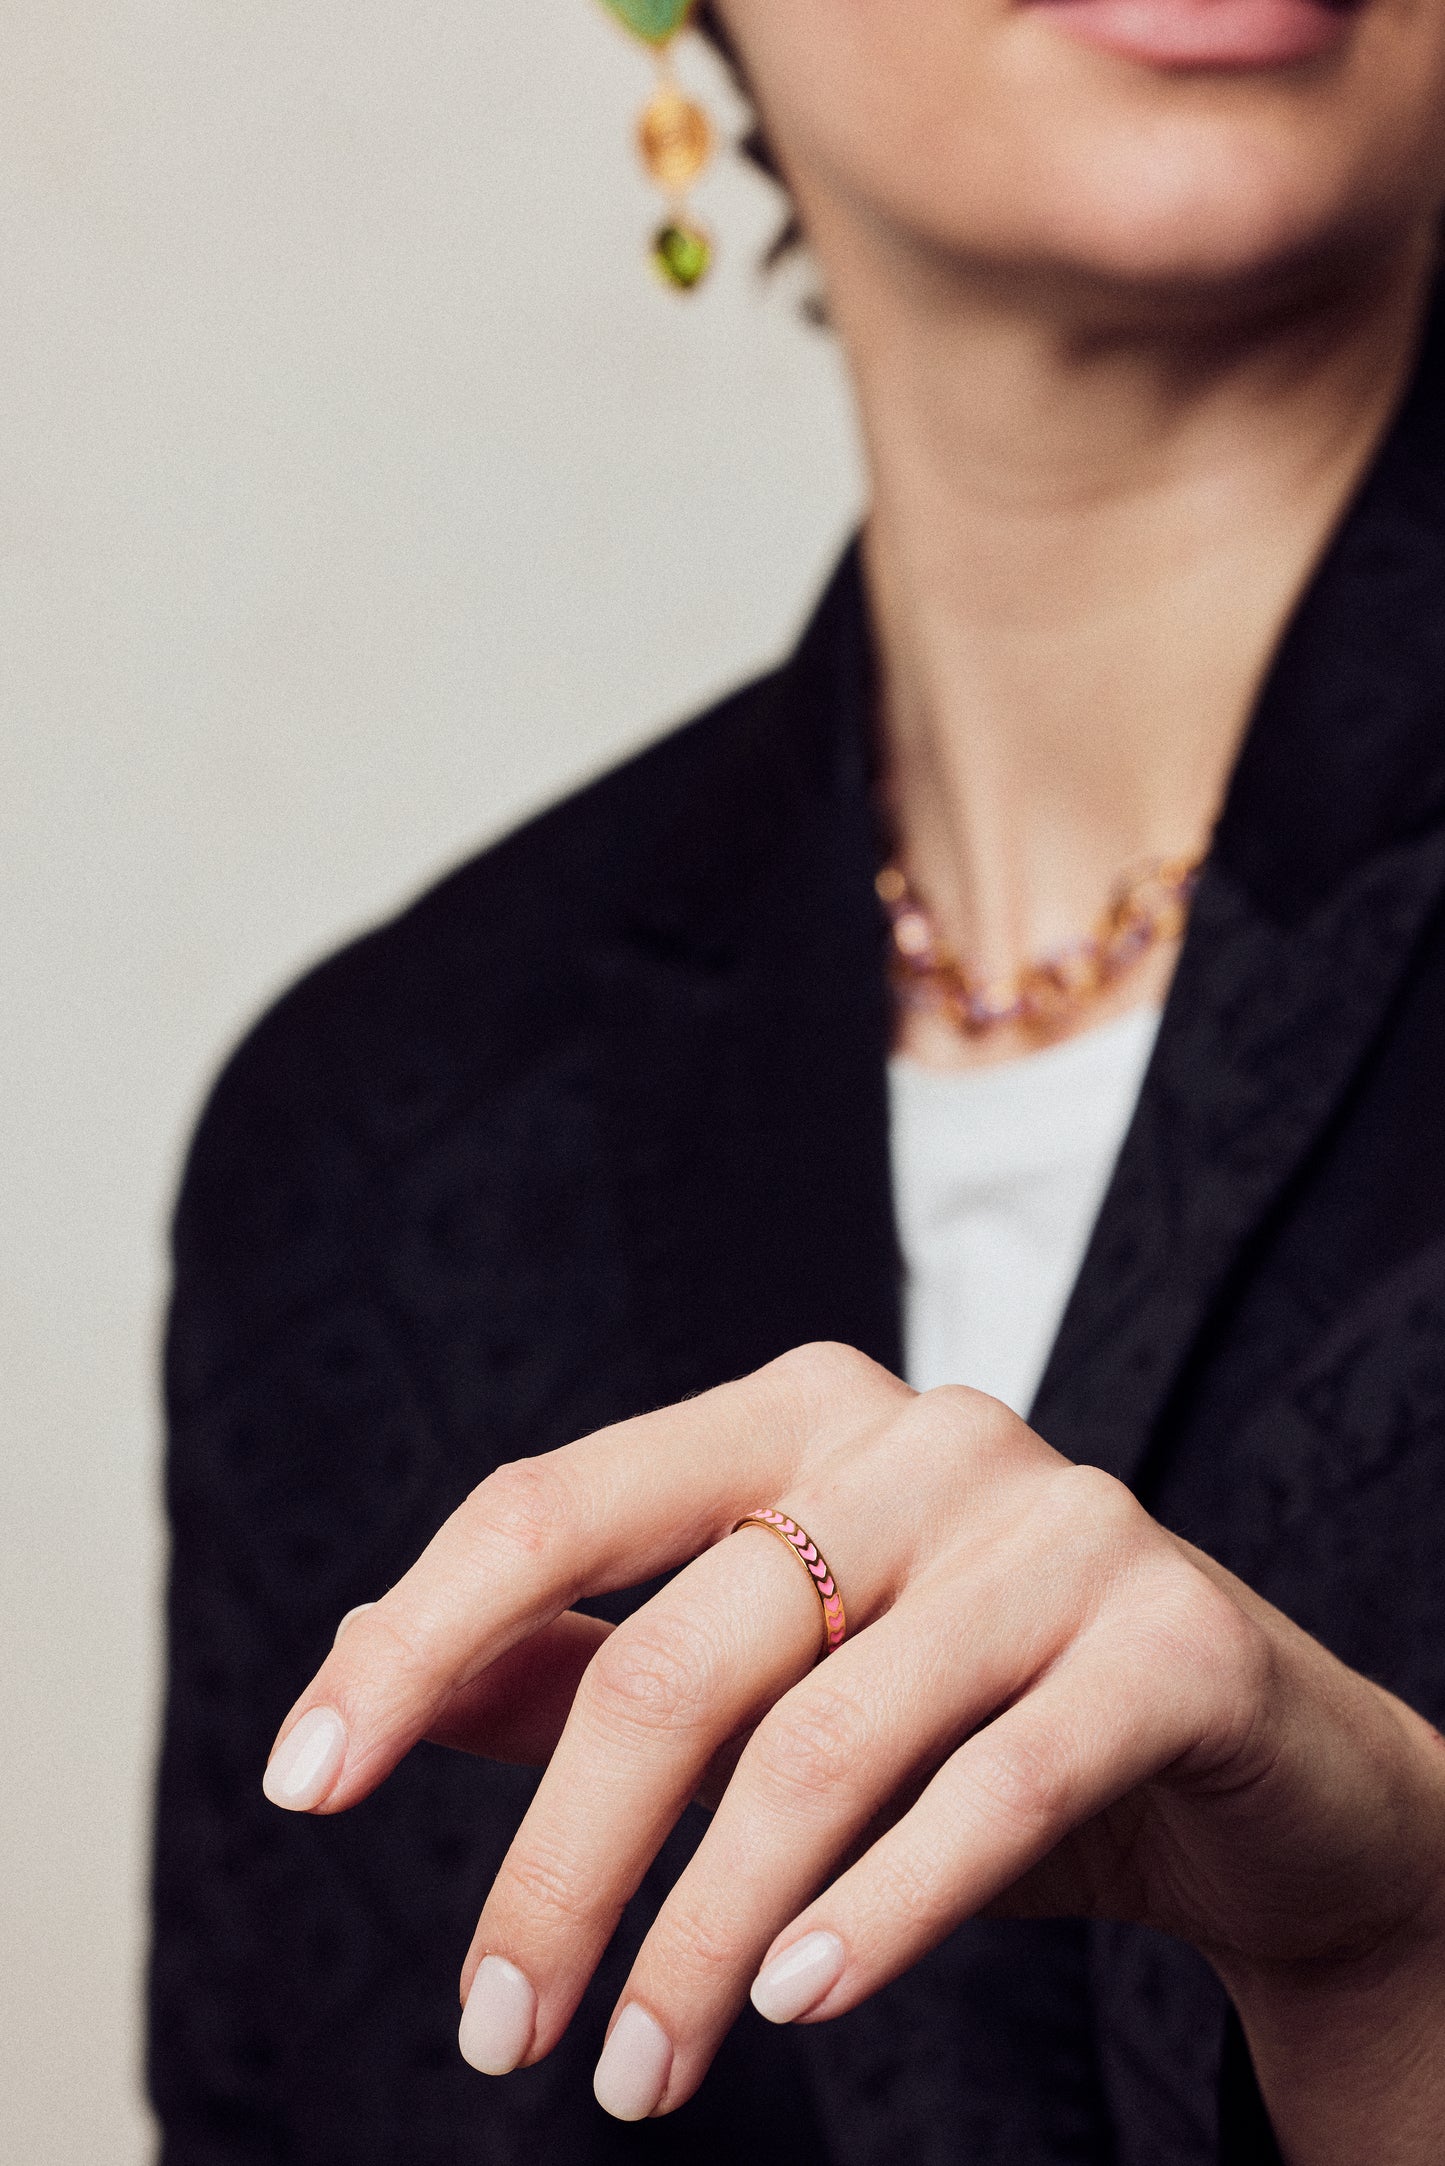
[888,1006,1162,1417]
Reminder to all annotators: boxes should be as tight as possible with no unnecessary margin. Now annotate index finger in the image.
[261,1342,906,1815]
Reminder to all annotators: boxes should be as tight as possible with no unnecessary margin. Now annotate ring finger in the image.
[456,1521,840,2076]
[591,1519,1102,2119]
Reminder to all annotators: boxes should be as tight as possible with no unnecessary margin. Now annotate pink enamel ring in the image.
[732,1508,848,1657]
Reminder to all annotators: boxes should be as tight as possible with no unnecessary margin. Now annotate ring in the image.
[732,1508,847,1657]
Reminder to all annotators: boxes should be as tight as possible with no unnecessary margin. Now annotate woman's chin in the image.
[821,34,1423,318]
[925,121,1414,314]
[1019,195,1374,304]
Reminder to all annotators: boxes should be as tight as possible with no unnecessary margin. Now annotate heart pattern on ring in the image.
[738,1509,849,1655]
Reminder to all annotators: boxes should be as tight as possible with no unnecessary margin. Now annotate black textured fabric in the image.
[1218,2014,1284,2166]
[152,294,1445,2163]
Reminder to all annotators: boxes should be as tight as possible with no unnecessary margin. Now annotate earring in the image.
[598,0,716,290]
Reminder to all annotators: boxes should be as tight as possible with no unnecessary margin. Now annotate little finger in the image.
[747,1607,1226,2030]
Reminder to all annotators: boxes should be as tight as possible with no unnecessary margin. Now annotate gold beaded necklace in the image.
[875,853,1203,1041]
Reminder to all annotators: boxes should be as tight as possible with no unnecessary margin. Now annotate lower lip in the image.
[1026,0,1355,68]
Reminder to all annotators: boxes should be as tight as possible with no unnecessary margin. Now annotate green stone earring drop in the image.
[598,0,715,290]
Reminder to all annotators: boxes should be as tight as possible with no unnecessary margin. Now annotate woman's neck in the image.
[825,236,1436,1065]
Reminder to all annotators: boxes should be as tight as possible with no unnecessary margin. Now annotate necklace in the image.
[875,852,1203,1041]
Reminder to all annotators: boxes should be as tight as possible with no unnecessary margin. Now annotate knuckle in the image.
[881,1387,1027,1512]
[905,1383,1018,1459]
[871,1845,948,1932]
[766,1340,906,1412]
[1118,1562,1273,1769]
[749,1684,871,1804]
[465,1458,569,1565]
[315,1599,439,1729]
[969,1732,1072,1841]
[1147,1563,1226,1646]
[581,1610,718,1736]
[1145,1566,1265,1701]
[1210,1613,1278,1761]
[1035,1462,1148,1561]
[496,1840,594,1931]
[649,1899,744,1989]
[349,1599,431,1681]
[922,1381,1014,1432]
[1058,1462,1144,1535]
[1223,1604,1274,1706]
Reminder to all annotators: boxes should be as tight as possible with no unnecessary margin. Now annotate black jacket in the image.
[151,300,1445,2165]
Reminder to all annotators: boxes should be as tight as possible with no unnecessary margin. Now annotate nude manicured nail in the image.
[750,1931,847,2024]
[261,1707,347,1811]
[593,2004,673,2122]
[459,1956,537,2076]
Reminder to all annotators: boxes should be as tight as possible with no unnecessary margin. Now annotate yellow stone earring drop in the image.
[639,63,714,288]
[599,0,716,289]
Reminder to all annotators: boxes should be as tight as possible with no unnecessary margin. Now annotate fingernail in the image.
[459,1956,537,2076]
[333,1602,376,1646]
[262,1707,348,1811]
[593,2004,673,2122]
[750,1930,847,2024]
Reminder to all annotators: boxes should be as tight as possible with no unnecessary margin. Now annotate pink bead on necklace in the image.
[875,853,1203,1041]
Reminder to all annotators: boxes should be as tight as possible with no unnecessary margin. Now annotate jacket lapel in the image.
[591,550,904,1414]
[591,289,1445,1507]
[1034,296,1445,1490]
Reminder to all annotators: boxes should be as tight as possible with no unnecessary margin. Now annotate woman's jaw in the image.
[713,0,1445,324]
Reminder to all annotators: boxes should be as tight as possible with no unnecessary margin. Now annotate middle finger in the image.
[594,1515,1099,2118]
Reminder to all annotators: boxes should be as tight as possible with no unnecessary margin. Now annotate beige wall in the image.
[0,6,860,2156]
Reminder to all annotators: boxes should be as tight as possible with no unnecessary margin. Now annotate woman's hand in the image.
[263,1345,1445,2157]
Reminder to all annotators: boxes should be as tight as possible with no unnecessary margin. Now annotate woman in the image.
[152,2,1445,2162]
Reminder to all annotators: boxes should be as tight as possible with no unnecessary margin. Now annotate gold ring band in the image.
[732,1508,847,1658]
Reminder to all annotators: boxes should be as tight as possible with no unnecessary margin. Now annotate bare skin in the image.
[854,253,1432,1062]
[267,1356,1445,2162]
[716,0,1445,1062]
[263,5,1445,2159]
